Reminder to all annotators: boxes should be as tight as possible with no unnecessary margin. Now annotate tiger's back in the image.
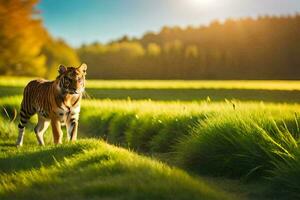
[19,79,55,127]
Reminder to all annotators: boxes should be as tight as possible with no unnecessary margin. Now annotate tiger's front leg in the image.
[66,118,78,142]
[34,115,50,146]
[51,120,63,144]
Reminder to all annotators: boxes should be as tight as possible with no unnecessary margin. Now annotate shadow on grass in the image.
[0,145,228,200]
[1,152,129,200]
[1,86,300,103]
[0,142,16,147]
[0,86,23,97]
[0,144,85,173]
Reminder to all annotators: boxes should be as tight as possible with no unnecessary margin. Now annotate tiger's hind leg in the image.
[16,108,33,147]
[16,124,25,147]
[34,115,50,146]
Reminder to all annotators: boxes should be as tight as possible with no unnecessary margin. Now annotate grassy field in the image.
[1,77,300,102]
[1,78,300,199]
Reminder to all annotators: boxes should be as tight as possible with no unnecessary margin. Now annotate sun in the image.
[187,0,216,7]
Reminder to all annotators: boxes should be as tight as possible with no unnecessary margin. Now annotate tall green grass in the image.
[174,112,299,178]
[80,99,222,152]
[79,99,300,197]
[2,96,300,197]
[270,151,300,199]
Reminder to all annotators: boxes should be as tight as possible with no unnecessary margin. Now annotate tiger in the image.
[16,63,87,147]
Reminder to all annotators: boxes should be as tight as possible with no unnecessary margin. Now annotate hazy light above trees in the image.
[38,0,300,46]
[186,0,217,7]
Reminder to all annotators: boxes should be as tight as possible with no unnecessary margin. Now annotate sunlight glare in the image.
[187,0,217,7]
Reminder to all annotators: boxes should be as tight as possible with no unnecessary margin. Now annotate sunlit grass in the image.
[79,98,300,198]
[1,77,300,199]
[1,78,300,102]
[1,76,300,91]
[1,96,300,198]
[0,138,233,200]
[87,80,300,91]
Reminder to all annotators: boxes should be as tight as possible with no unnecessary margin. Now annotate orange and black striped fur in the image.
[16,63,87,146]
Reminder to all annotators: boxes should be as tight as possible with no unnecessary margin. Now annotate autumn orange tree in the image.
[0,0,47,76]
[0,0,80,77]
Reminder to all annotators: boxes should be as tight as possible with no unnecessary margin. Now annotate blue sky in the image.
[38,0,300,47]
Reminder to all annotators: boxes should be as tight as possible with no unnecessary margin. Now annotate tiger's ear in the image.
[78,63,87,75]
[58,65,67,74]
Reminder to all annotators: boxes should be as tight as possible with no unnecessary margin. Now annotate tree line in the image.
[78,15,300,80]
[0,0,299,80]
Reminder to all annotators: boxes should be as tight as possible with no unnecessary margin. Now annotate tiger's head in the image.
[57,63,87,95]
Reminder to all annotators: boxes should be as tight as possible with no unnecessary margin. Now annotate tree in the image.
[147,43,161,57]
[185,45,198,58]
[0,0,47,76]
[78,15,300,80]
[42,38,80,79]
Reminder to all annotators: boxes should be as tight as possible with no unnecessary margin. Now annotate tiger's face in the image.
[58,63,87,95]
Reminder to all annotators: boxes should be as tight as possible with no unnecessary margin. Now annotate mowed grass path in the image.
[1,77,300,102]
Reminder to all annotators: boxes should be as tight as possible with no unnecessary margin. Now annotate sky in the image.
[38,0,300,47]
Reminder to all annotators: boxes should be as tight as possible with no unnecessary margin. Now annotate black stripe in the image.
[20,112,27,118]
[24,91,30,112]
[20,108,26,114]
[70,118,77,123]
[18,124,24,129]
[60,78,64,89]
[71,121,77,126]
[28,107,36,116]
[72,96,81,106]
[20,119,27,124]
